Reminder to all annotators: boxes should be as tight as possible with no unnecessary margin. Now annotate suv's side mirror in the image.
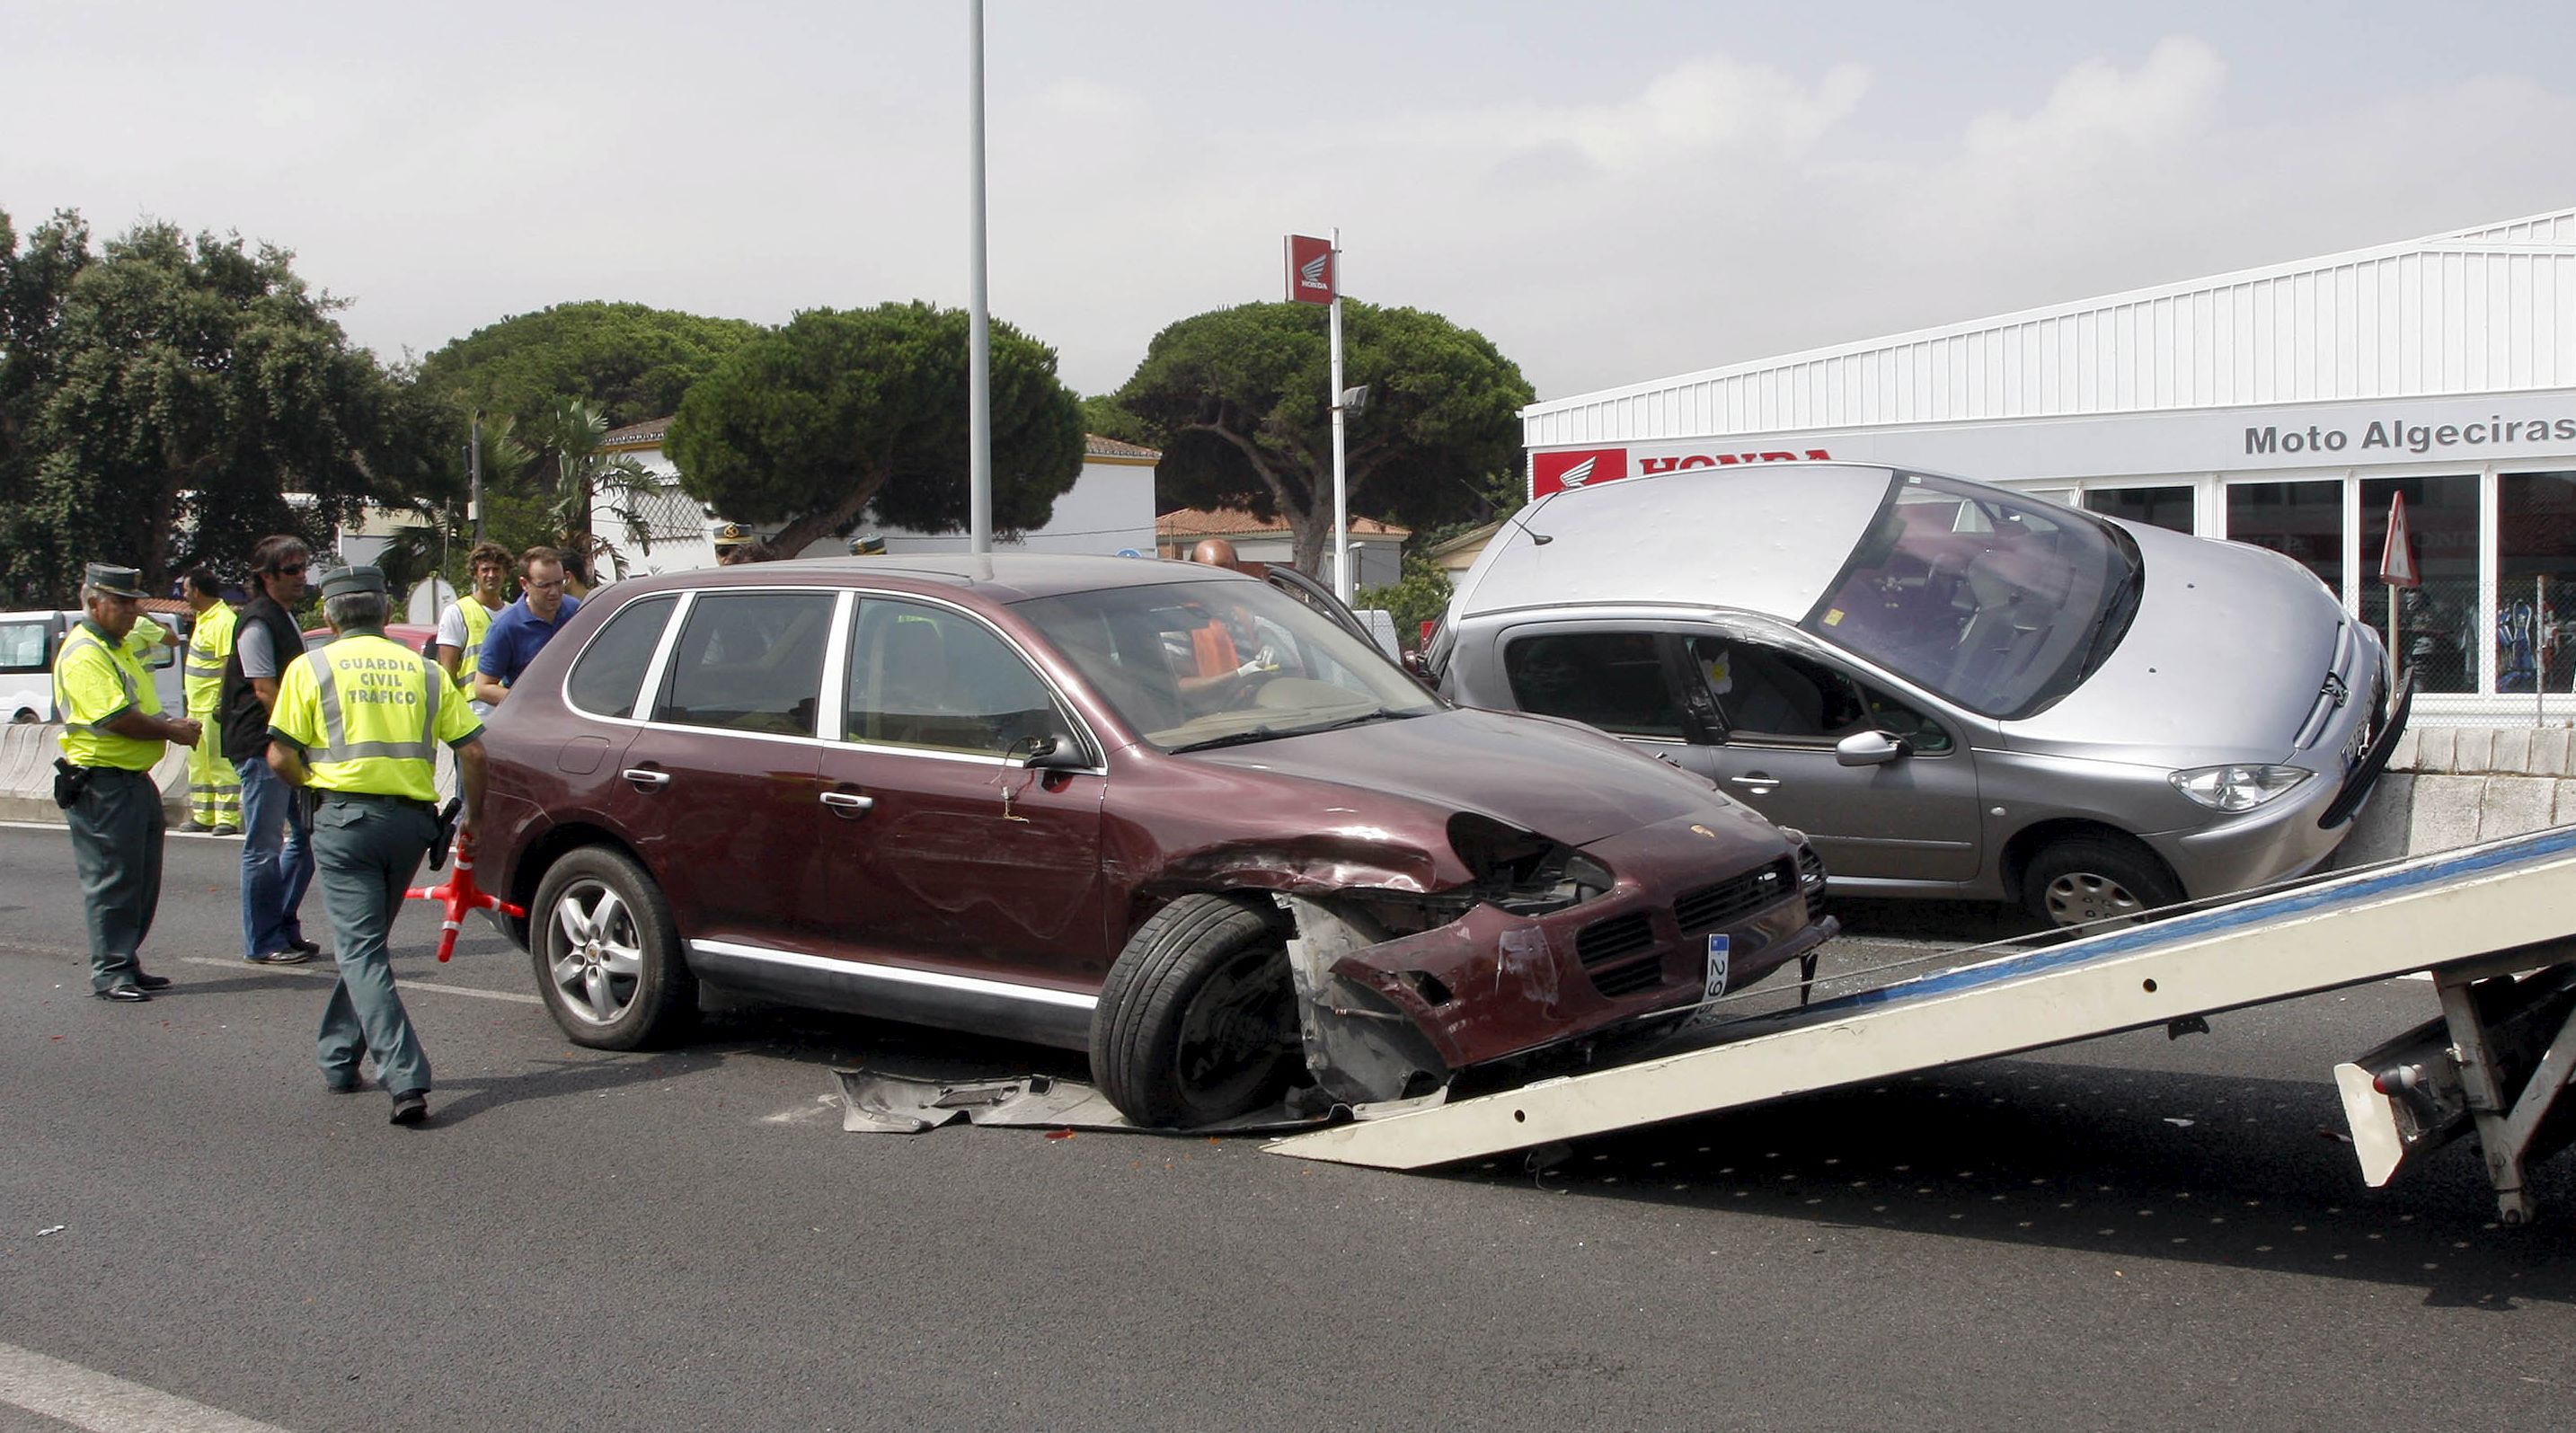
[1834,730,1911,767]
[1014,734,1090,771]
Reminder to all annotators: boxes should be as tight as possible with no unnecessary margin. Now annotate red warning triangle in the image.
[2378,492,2421,589]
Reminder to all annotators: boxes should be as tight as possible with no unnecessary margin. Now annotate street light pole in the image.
[469,410,484,545]
[1329,227,1349,602]
[966,0,993,554]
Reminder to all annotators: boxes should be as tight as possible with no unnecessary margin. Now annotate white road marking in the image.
[0,1340,294,1433]
[0,820,235,840]
[176,956,541,1005]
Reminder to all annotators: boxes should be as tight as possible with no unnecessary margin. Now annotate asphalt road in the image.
[3,824,2572,1432]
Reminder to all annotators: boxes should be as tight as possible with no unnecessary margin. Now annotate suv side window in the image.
[565,594,677,720]
[1502,632,1685,739]
[651,591,835,736]
[845,597,1076,757]
[1686,635,1952,753]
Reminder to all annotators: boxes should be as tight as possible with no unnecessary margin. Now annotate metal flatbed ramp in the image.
[1268,826,2576,1178]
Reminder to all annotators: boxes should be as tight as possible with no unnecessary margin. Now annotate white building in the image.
[1523,207,2576,724]
[592,422,1162,577]
[1153,507,1410,590]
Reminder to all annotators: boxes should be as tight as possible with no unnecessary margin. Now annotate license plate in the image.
[1682,934,1731,1030]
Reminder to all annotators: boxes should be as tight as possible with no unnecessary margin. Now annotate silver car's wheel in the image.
[2022,835,2182,930]
[2041,870,2149,926]
[529,845,694,1049]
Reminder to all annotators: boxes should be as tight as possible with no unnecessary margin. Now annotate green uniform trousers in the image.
[311,793,439,1099]
[66,767,165,992]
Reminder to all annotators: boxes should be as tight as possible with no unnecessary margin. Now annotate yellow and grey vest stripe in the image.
[300,646,443,764]
[54,631,138,736]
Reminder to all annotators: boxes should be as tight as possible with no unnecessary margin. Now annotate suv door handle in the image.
[622,767,671,792]
[819,791,875,817]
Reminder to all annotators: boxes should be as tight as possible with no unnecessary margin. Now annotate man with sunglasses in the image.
[218,534,320,966]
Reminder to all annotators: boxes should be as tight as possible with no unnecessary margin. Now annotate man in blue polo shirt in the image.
[472,545,581,706]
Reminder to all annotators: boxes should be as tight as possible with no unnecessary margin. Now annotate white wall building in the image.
[592,423,1162,577]
[1523,207,2576,724]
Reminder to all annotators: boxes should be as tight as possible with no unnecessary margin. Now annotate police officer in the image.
[265,566,487,1125]
[55,563,203,1002]
[180,569,240,833]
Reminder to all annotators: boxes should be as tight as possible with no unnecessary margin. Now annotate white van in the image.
[1,609,186,724]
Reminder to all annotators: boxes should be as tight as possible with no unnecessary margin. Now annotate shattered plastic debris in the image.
[2164,1118,2196,1128]
[35,1225,65,1236]
[830,1069,1444,1137]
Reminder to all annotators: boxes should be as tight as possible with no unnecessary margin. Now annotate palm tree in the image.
[482,398,660,580]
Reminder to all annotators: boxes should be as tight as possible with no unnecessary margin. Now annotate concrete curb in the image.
[1,723,189,824]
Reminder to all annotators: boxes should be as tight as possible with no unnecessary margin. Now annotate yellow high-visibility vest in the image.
[53,621,166,771]
[183,602,237,714]
[456,596,499,670]
[269,631,482,802]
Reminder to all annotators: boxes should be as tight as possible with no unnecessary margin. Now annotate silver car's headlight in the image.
[2169,764,2313,812]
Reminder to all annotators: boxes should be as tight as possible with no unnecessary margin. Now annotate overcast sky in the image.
[6,1,2573,406]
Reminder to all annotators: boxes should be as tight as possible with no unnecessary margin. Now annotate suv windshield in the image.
[1803,472,2141,719]
[1018,579,1440,751]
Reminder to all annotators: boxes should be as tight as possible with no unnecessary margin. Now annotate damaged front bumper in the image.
[1278,835,1838,1108]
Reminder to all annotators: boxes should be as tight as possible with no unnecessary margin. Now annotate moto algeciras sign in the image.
[1530,445,1833,498]
[2244,412,2576,458]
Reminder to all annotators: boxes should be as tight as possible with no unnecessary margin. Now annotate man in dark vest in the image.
[218,534,319,965]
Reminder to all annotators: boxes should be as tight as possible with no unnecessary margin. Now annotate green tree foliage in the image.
[0,210,448,603]
[668,302,1085,558]
[1078,391,1155,447]
[420,300,763,434]
[1354,551,1456,653]
[1110,300,1533,574]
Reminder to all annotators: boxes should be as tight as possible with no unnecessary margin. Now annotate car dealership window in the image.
[845,598,1073,756]
[564,594,677,720]
[1502,632,1685,739]
[2361,474,2479,694]
[2083,485,2195,534]
[651,590,836,735]
[2225,480,2344,597]
[2499,471,2576,695]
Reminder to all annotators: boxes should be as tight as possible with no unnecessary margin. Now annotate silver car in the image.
[1430,464,2409,926]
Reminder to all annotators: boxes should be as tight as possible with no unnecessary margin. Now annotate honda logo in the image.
[1531,447,1630,497]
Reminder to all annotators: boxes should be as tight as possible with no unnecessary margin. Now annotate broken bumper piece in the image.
[835,1068,1448,1136]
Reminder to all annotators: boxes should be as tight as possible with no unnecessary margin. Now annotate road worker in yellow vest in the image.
[54,562,203,1002]
[434,540,513,716]
[179,568,241,833]
[267,564,488,1126]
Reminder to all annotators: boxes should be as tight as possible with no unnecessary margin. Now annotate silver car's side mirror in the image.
[1835,730,1911,767]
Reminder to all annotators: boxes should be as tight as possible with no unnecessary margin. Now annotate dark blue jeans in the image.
[235,754,313,958]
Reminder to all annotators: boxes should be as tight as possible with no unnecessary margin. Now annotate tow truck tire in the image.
[529,845,695,1050]
[1091,893,1303,1128]
[2023,835,2181,929]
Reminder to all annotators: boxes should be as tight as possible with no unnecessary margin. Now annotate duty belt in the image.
[322,790,438,818]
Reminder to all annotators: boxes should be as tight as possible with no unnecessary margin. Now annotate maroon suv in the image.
[478,555,1836,1127]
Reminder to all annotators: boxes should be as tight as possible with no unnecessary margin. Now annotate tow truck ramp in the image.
[1267,826,2576,1223]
